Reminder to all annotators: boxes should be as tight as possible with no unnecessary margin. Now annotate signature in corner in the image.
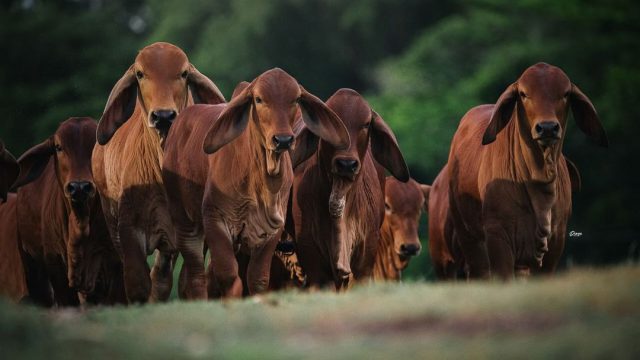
[569,230,583,237]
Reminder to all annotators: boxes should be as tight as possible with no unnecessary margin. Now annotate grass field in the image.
[1,266,639,359]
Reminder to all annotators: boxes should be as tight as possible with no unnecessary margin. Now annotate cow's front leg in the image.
[203,217,242,298]
[484,223,515,281]
[246,233,280,295]
[118,220,151,303]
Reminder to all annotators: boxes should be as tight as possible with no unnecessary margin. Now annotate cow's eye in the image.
[563,91,570,99]
[136,70,144,80]
[362,122,371,129]
[385,203,391,212]
[181,70,188,79]
[255,97,262,104]
[54,144,63,152]
[519,91,527,99]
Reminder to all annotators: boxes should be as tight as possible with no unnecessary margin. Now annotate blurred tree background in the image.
[1,0,638,279]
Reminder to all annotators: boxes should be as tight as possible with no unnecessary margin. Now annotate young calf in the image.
[372,177,429,281]
[447,63,605,279]
[163,68,349,298]
[291,89,410,290]
[14,117,125,306]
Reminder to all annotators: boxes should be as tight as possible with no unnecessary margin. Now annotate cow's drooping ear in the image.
[12,138,55,189]
[420,184,431,211]
[291,126,319,168]
[564,156,581,192]
[370,111,410,182]
[482,82,518,145]
[187,64,226,105]
[203,82,253,154]
[0,142,19,202]
[570,84,608,147]
[298,86,350,151]
[97,65,138,145]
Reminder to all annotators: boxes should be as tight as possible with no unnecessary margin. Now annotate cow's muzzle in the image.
[66,181,96,203]
[533,121,561,146]
[150,109,177,136]
[333,158,360,179]
[272,135,294,152]
[399,243,421,258]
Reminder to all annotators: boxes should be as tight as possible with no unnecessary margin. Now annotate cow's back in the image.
[163,104,225,222]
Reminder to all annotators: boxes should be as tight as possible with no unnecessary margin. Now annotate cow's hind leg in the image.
[20,253,54,307]
[177,226,207,300]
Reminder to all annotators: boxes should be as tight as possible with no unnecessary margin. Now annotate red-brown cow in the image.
[163,69,349,299]
[13,117,125,306]
[92,42,225,303]
[291,89,410,290]
[0,143,26,301]
[372,177,429,281]
[447,63,605,279]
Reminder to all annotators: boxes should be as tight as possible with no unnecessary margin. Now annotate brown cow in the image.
[92,42,225,303]
[291,88,410,290]
[0,143,26,301]
[372,177,429,281]
[13,117,125,306]
[447,63,606,279]
[163,68,349,299]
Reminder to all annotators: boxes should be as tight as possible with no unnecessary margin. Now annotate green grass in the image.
[1,266,639,359]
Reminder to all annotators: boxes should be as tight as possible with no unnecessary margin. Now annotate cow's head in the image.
[203,68,349,177]
[384,177,430,261]
[482,63,608,152]
[97,42,225,145]
[0,141,19,202]
[14,117,103,293]
[305,89,409,215]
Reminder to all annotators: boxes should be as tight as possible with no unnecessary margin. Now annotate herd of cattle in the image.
[0,42,607,306]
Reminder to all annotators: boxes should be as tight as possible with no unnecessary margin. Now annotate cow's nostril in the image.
[273,135,294,150]
[80,182,94,194]
[66,183,77,195]
[535,124,544,135]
